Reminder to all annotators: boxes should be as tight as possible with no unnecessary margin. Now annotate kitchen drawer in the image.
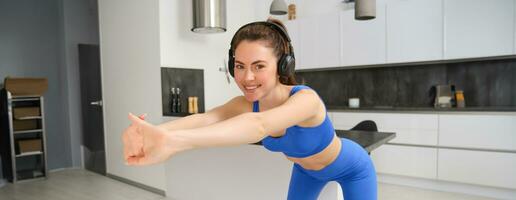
[438,149,516,189]
[371,144,437,179]
[439,114,516,151]
[331,112,438,145]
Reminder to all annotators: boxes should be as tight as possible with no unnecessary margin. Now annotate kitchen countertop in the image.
[327,106,516,114]
[335,130,395,153]
[253,130,396,153]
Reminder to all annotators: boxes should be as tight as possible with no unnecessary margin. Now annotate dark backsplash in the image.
[161,67,205,116]
[296,58,516,108]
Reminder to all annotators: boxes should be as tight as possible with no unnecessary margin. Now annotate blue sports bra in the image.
[255,85,335,158]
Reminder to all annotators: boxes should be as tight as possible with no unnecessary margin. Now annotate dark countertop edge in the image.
[327,106,516,113]
[364,133,396,152]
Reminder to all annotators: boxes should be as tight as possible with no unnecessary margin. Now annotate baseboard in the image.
[106,173,166,196]
[378,173,516,200]
[48,167,83,173]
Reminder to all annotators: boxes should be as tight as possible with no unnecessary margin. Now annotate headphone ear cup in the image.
[284,54,295,76]
[277,54,288,77]
[228,49,235,77]
[277,54,295,77]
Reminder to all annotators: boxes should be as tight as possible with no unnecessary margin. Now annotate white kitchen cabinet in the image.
[386,0,443,63]
[296,16,317,69]
[444,0,514,59]
[438,149,516,189]
[316,12,341,69]
[331,112,438,145]
[296,12,341,70]
[372,145,437,179]
[283,20,300,67]
[340,0,387,67]
[439,114,516,151]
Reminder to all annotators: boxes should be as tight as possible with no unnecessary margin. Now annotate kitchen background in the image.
[297,58,516,109]
[1,0,516,199]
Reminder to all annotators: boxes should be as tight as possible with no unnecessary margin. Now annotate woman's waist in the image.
[286,135,341,170]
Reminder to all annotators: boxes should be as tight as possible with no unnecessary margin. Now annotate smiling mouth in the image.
[244,85,261,92]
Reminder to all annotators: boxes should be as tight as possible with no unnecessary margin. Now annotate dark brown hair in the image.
[231,18,298,85]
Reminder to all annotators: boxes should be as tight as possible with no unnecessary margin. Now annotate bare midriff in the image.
[286,134,342,170]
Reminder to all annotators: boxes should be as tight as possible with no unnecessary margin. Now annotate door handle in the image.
[90,100,103,107]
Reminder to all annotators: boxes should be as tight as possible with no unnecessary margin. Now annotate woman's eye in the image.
[235,65,244,69]
[255,65,265,70]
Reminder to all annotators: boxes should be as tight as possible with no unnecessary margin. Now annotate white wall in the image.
[159,0,244,108]
[0,0,71,170]
[98,0,166,190]
[159,0,257,196]
[61,0,100,168]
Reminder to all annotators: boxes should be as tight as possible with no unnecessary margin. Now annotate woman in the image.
[122,19,377,200]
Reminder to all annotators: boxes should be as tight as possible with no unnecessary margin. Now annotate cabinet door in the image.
[439,114,516,151]
[372,144,437,179]
[332,112,438,145]
[340,0,386,67]
[316,12,341,68]
[297,12,341,70]
[444,0,514,59]
[386,0,443,63]
[297,16,318,69]
[438,149,516,189]
[284,20,300,69]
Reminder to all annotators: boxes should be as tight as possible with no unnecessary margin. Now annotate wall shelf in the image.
[13,129,43,135]
[15,151,43,158]
[0,89,48,183]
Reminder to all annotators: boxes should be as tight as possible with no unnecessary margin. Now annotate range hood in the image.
[192,0,227,33]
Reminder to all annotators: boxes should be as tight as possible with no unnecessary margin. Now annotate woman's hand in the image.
[122,113,177,166]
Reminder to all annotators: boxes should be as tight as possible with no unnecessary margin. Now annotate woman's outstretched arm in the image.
[123,89,323,166]
[157,96,248,131]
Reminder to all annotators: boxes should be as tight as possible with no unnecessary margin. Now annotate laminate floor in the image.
[0,169,499,200]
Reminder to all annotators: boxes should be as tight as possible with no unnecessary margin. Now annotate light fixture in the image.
[192,0,227,33]
[355,0,375,20]
[270,0,288,15]
[343,0,376,20]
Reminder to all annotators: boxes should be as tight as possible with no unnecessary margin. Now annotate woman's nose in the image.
[244,69,255,80]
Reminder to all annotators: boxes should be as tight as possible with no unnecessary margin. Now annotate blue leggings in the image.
[287,138,377,200]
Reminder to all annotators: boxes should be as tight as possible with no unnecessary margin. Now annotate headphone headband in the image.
[228,20,296,78]
[229,21,293,53]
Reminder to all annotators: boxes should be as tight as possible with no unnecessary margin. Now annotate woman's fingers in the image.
[128,112,145,125]
[122,123,144,160]
[124,113,172,166]
[124,113,155,165]
[126,155,149,166]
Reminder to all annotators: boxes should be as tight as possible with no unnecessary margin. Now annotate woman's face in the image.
[233,40,279,102]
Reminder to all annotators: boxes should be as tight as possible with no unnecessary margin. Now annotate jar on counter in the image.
[455,90,465,108]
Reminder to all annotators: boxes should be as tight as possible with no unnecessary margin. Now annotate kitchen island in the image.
[165,130,395,200]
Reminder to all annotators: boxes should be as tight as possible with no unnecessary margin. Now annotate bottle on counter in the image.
[170,87,176,113]
[188,96,194,114]
[193,96,198,113]
[455,90,465,108]
[176,88,182,113]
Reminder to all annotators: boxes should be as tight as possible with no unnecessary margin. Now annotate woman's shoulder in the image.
[289,85,316,96]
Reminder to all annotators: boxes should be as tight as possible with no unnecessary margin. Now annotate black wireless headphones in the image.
[228,21,295,78]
